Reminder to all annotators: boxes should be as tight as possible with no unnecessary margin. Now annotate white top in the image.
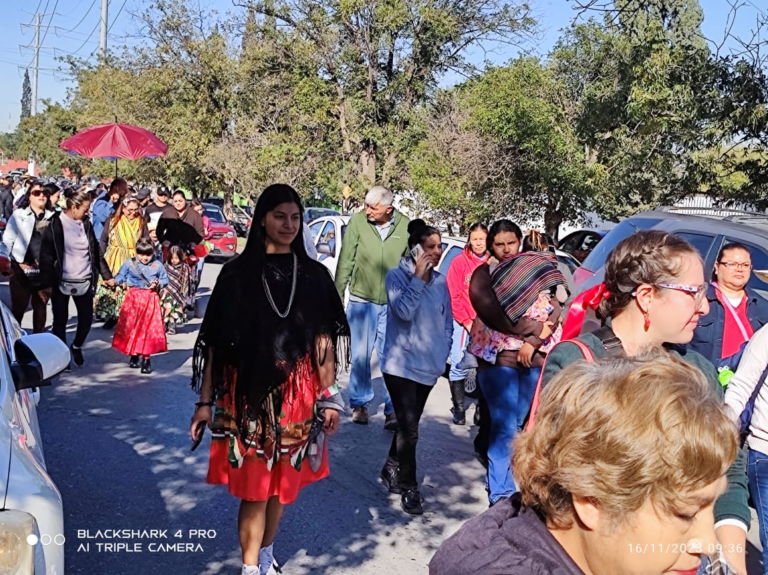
[725,323,768,455]
[60,213,91,280]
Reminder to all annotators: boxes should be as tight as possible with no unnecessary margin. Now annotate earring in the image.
[643,312,650,332]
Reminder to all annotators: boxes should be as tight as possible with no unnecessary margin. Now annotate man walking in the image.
[335,186,410,428]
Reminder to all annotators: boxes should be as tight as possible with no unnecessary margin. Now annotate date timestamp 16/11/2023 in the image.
[628,544,745,554]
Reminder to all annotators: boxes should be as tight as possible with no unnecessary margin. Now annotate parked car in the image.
[202,203,238,260]
[305,207,340,225]
[308,215,465,278]
[573,208,768,310]
[202,197,252,237]
[559,229,607,263]
[0,305,71,574]
[555,249,581,274]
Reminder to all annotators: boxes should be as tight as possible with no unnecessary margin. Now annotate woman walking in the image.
[95,197,148,329]
[40,188,115,366]
[3,179,55,332]
[467,225,565,506]
[189,184,348,575]
[538,230,750,574]
[191,199,212,284]
[689,241,768,382]
[379,219,453,515]
[445,223,488,425]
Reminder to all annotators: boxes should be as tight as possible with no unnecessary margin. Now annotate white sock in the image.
[242,565,259,575]
[259,544,275,575]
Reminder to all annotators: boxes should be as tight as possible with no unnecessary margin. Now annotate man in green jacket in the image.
[335,186,410,428]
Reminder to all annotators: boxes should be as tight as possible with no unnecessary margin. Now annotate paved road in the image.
[18,262,489,574]
[4,262,764,574]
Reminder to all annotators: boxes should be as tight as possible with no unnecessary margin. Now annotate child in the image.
[147,222,163,261]
[161,245,190,335]
[112,239,169,374]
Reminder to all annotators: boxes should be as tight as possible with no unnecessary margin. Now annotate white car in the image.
[307,215,465,277]
[0,305,70,574]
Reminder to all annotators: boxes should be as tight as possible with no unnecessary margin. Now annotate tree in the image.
[242,0,535,197]
[21,70,31,120]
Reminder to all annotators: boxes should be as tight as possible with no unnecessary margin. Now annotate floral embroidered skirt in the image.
[207,365,330,504]
[94,281,125,321]
[160,289,187,325]
[113,288,168,357]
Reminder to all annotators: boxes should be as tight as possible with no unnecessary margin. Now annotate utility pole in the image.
[31,13,40,117]
[100,0,109,59]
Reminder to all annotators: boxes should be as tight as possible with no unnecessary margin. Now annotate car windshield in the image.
[204,208,226,223]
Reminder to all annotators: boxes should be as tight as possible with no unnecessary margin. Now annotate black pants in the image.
[383,373,434,491]
[473,390,490,461]
[51,288,94,348]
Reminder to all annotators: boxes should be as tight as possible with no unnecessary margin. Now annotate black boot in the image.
[449,379,466,425]
[129,355,140,369]
[141,357,152,374]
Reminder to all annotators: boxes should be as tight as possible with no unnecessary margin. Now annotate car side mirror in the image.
[11,334,70,391]
[316,243,332,256]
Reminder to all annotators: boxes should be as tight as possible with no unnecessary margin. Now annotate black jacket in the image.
[0,186,14,221]
[39,213,113,290]
[429,495,583,575]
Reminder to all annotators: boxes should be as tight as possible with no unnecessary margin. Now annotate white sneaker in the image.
[259,544,278,575]
[242,564,259,575]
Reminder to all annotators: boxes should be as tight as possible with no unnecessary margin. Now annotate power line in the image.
[60,0,98,35]
[72,20,101,56]
[39,0,60,48]
[107,0,127,34]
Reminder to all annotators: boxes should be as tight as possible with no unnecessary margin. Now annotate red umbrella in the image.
[60,123,168,176]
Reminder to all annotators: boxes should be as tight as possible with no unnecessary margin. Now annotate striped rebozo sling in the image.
[490,252,565,323]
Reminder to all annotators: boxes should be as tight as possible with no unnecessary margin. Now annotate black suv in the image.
[574,208,768,307]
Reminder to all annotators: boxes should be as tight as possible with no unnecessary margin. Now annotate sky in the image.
[0,0,764,134]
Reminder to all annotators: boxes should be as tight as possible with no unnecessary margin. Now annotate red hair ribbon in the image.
[561,283,611,341]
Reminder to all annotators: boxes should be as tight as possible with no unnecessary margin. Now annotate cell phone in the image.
[410,244,425,261]
[191,421,207,452]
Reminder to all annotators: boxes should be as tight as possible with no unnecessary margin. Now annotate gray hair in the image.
[365,186,394,207]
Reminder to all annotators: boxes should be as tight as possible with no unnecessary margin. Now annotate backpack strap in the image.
[525,338,595,432]
[592,325,623,354]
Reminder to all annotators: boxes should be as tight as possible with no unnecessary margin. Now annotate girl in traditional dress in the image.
[190,184,349,575]
[161,245,190,335]
[95,197,148,329]
[112,239,168,374]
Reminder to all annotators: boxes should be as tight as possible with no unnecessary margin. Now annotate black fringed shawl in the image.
[191,252,350,442]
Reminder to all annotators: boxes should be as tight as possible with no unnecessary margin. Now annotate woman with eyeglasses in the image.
[535,230,750,575]
[688,242,768,381]
[94,197,149,330]
[2,179,55,332]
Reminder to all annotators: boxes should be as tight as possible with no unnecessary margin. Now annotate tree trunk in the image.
[360,141,376,187]
[544,199,564,242]
[223,183,235,220]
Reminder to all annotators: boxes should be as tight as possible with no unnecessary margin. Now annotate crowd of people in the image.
[2,173,765,575]
[183,181,767,575]
[0,174,209,374]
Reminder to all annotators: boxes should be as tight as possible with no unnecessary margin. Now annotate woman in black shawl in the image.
[190,184,349,575]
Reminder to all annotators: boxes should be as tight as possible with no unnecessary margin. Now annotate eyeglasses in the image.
[718,261,753,270]
[654,283,708,306]
[29,189,45,196]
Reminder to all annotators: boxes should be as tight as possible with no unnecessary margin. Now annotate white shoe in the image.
[242,565,259,575]
[259,544,278,575]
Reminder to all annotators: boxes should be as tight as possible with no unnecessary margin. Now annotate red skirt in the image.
[113,288,168,357]
[207,364,330,504]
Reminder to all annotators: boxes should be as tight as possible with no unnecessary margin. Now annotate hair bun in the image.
[408,219,427,235]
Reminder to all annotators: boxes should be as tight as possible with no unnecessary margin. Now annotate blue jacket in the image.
[382,258,453,385]
[688,283,768,364]
[115,258,168,289]
[91,192,115,240]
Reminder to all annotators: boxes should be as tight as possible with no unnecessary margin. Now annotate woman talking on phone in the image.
[190,184,349,575]
[379,219,453,515]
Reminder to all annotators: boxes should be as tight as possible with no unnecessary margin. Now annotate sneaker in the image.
[384,411,398,431]
[102,317,117,330]
[166,322,177,336]
[258,544,278,575]
[71,345,84,367]
[380,465,402,494]
[351,406,369,425]
[141,357,153,374]
[129,355,140,369]
[451,408,466,426]
[401,489,424,515]
[474,405,481,426]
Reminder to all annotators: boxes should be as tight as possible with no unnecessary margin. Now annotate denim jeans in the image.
[448,321,469,381]
[478,365,541,504]
[347,300,393,414]
[748,448,768,572]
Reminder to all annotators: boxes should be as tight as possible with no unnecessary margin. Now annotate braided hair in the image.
[598,230,701,319]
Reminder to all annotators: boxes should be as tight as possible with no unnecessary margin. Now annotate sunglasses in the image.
[29,189,46,196]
